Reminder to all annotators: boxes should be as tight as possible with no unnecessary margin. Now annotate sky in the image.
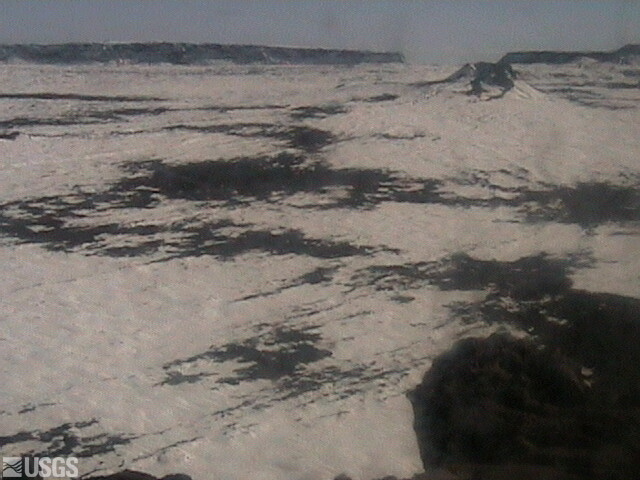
[0,0,639,64]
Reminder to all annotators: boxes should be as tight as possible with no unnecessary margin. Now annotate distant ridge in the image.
[0,42,404,65]
[500,44,640,64]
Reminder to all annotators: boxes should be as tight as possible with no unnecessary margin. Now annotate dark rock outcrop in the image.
[414,62,517,98]
[0,468,191,480]
[500,44,640,65]
[0,43,404,65]
[0,131,19,140]
[467,62,516,96]
[334,473,436,480]
[85,470,191,480]
[410,334,640,479]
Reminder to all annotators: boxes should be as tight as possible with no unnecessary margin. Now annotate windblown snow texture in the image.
[0,46,638,480]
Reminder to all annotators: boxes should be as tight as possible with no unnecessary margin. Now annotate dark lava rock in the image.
[414,62,516,98]
[467,62,516,96]
[520,182,640,227]
[0,131,19,140]
[334,474,434,480]
[409,334,640,479]
[85,470,191,480]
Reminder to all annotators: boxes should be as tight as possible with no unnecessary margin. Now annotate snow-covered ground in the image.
[0,60,639,480]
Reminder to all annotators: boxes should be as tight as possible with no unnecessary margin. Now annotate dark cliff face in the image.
[0,43,404,65]
[500,44,640,65]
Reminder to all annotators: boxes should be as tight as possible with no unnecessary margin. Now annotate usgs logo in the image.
[2,457,78,478]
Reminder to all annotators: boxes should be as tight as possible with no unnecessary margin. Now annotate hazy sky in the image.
[1,1,639,63]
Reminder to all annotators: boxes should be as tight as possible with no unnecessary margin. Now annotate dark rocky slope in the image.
[410,331,640,479]
[405,247,640,479]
